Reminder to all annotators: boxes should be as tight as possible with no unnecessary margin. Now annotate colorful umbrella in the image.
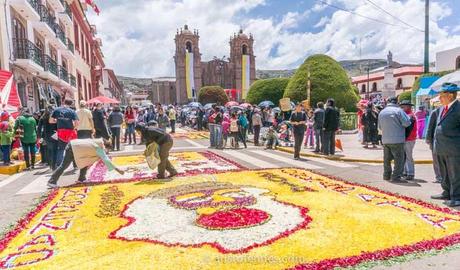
[258,100,275,108]
[225,101,239,107]
[188,102,203,108]
[240,103,252,108]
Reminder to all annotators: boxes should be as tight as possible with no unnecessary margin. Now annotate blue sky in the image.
[88,0,460,77]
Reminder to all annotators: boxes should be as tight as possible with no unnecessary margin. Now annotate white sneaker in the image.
[47,183,58,189]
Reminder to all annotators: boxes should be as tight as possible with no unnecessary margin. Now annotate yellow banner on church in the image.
[242,55,250,100]
[185,52,195,99]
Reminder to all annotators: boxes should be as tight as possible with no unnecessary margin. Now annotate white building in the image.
[436,47,460,72]
[352,66,423,99]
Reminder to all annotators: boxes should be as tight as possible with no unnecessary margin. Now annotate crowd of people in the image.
[0,100,178,171]
[200,100,341,160]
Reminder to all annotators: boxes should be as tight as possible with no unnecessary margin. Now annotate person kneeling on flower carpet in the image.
[136,121,177,179]
[47,138,124,188]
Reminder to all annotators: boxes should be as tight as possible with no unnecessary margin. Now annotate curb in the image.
[277,147,433,165]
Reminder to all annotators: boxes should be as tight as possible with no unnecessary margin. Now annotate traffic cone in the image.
[335,139,343,152]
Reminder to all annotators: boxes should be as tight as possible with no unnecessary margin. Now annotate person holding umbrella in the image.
[431,83,460,207]
[290,103,307,160]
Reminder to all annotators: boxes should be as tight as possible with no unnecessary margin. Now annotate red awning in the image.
[87,96,120,104]
[0,70,21,118]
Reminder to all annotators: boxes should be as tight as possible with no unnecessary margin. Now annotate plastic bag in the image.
[144,142,160,170]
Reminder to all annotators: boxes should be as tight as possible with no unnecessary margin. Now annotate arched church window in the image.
[456,56,460,70]
[361,84,366,94]
[185,41,192,53]
[242,44,248,55]
[372,82,377,92]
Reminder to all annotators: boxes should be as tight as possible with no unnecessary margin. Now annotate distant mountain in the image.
[256,59,390,79]
[117,75,153,93]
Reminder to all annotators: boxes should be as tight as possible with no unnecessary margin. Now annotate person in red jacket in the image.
[400,100,417,180]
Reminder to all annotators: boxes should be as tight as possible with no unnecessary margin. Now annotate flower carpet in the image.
[2,168,460,269]
[87,151,244,182]
[171,129,209,140]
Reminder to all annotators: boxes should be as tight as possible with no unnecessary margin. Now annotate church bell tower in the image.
[230,29,256,100]
[174,25,202,103]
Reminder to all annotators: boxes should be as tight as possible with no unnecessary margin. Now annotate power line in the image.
[365,0,424,32]
[316,0,424,33]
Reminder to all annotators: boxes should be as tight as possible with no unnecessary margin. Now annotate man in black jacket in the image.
[313,102,325,153]
[136,122,177,179]
[431,83,460,207]
[425,107,442,183]
[322,99,340,156]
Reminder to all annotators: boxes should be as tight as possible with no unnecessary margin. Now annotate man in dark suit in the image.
[313,102,325,153]
[425,107,442,183]
[322,99,340,155]
[431,83,460,207]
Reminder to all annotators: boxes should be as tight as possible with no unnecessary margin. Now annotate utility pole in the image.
[307,66,311,109]
[424,0,429,73]
[366,60,370,100]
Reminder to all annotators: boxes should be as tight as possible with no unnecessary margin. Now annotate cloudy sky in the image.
[87,0,460,78]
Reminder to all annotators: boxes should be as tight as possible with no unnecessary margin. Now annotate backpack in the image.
[239,116,248,129]
[230,119,239,132]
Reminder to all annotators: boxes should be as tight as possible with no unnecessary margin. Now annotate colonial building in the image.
[436,46,460,72]
[102,68,123,101]
[352,52,423,99]
[151,77,176,105]
[174,25,256,104]
[0,0,104,111]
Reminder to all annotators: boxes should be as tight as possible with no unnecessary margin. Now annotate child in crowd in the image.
[265,126,278,150]
[0,112,13,165]
[304,110,315,148]
[221,114,230,148]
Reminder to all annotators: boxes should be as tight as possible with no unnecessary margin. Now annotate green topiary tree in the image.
[283,54,360,111]
[246,78,290,105]
[398,91,412,102]
[198,86,229,105]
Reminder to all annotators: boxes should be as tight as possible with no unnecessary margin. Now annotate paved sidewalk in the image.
[278,134,433,163]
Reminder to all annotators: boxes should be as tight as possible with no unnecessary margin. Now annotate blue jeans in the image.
[404,141,416,176]
[56,140,68,167]
[1,145,10,164]
[214,125,223,148]
[22,142,36,168]
[209,123,216,147]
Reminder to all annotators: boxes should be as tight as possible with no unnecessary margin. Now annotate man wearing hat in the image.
[399,100,417,180]
[431,83,460,207]
[378,97,411,182]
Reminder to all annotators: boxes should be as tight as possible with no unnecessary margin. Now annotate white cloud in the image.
[89,0,460,78]
[314,16,330,28]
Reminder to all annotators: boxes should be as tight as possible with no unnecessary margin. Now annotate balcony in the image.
[12,38,44,73]
[35,5,56,38]
[55,25,67,49]
[58,2,73,27]
[47,0,65,13]
[10,0,41,21]
[67,39,74,53]
[59,66,70,84]
[43,55,59,80]
[70,74,76,87]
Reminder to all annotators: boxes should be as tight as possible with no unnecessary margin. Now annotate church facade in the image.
[174,25,256,104]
